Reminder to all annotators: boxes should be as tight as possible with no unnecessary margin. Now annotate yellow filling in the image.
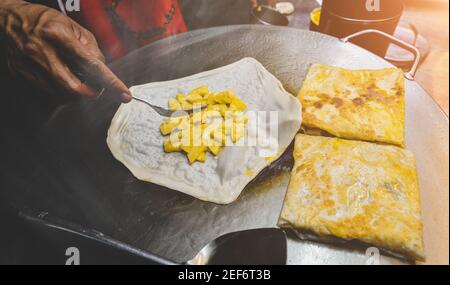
[160,87,249,164]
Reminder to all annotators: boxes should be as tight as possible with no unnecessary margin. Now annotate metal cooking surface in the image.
[8,26,449,264]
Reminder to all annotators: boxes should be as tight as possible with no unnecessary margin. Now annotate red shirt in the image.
[78,0,187,60]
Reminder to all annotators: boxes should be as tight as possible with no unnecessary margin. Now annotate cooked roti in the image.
[107,58,302,204]
[297,64,405,147]
[278,134,425,261]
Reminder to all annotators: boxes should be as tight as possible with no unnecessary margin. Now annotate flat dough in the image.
[107,58,302,204]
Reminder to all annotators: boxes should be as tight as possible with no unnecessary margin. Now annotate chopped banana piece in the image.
[214,91,234,104]
[206,94,216,106]
[208,104,228,117]
[176,93,185,100]
[208,145,223,156]
[163,139,181,152]
[176,93,193,110]
[168,98,182,111]
[160,117,182,135]
[186,93,203,104]
[230,96,247,111]
[196,151,207,163]
[181,101,193,110]
[181,145,193,157]
[190,86,209,96]
[187,146,208,164]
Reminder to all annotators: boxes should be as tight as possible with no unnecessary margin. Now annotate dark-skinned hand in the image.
[0,0,132,102]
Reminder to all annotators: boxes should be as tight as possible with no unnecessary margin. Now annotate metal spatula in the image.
[20,210,287,265]
[186,228,287,265]
[132,97,207,117]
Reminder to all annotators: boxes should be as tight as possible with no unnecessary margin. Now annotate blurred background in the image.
[180,0,448,114]
[401,0,449,114]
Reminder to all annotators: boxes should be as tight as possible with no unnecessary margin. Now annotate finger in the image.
[52,34,132,102]
[70,47,130,102]
[86,40,106,63]
[85,59,132,102]
[79,28,106,63]
[51,59,98,98]
[30,46,98,98]
[37,48,98,98]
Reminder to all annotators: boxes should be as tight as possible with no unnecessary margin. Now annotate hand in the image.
[0,0,132,102]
